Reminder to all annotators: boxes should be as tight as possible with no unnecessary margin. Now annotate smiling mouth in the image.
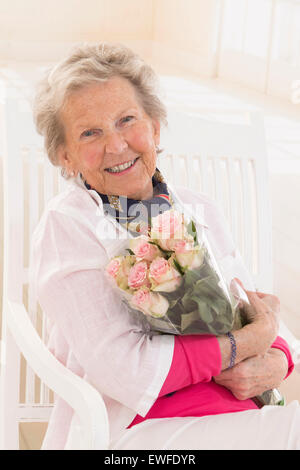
[105,157,140,174]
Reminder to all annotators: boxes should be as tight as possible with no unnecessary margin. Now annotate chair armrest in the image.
[5,300,109,449]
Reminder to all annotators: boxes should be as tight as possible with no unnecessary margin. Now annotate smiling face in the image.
[58,76,161,200]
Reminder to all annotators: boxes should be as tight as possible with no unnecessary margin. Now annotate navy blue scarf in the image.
[84,168,173,236]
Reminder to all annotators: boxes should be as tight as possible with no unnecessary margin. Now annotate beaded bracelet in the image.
[226,332,237,369]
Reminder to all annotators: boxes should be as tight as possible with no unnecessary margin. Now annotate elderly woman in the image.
[30,42,299,450]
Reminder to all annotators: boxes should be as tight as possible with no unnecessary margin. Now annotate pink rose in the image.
[149,256,182,292]
[131,287,151,311]
[151,210,185,240]
[129,236,159,262]
[175,246,204,270]
[106,256,136,291]
[128,261,150,289]
[173,238,194,254]
[106,257,122,279]
[130,287,169,318]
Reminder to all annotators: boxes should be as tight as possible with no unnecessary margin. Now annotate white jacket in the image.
[29,177,254,449]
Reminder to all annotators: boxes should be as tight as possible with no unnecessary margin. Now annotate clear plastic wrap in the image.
[106,209,246,335]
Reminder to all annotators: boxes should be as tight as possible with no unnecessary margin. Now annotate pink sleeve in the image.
[271,335,294,379]
[159,334,295,398]
[159,334,222,397]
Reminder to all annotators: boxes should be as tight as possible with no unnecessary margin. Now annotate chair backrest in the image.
[1,90,70,449]
[2,93,69,303]
[0,93,272,449]
[159,111,273,293]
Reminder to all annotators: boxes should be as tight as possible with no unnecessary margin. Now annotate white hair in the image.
[33,42,167,166]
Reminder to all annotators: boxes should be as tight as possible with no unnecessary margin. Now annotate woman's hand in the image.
[214,348,288,400]
[238,283,280,356]
[217,283,281,370]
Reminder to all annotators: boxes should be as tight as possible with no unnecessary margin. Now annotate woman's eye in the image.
[120,116,134,125]
[81,129,100,138]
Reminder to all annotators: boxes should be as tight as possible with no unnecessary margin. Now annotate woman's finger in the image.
[240,292,272,324]
[233,278,275,315]
[233,278,244,289]
[255,291,275,300]
[255,291,268,298]
[232,279,260,302]
[233,278,265,305]
[244,289,268,308]
[233,278,277,303]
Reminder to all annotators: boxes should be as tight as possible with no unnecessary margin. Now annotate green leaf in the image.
[126,248,135,255]
[181,288,197,311]
[181,310,203,332]
[184,268,203,287]
[148,241,173,257]
[168,298,180,309]
[173,258,185,276]
[190,296,214,323]
[187,219,198,245]
[193,275,229,303]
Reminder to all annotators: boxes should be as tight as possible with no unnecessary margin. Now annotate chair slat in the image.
[159,154,174,185]
[25,364,36,404]
[183,154,198,193]
[198,154,209,196]
[40,382,51,405]
[25,147,40,404]
[40,309,51,404]
[240,158,253,273]
[251,159,262,279]
[227,157,239,246]
[212,157,224,208]
[28,149,39,238]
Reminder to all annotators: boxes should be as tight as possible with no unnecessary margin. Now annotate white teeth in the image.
[107,158,137,173]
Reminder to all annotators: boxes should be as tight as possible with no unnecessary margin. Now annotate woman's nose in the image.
[104,131,128,154]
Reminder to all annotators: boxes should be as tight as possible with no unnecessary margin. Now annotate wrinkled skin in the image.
[58,76,160,200]
[214,290,288,400]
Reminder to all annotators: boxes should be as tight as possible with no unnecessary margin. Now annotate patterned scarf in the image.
[84,168,173,236]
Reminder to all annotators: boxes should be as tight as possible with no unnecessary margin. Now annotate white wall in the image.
[0,0,153,42]
[0,0,222,77]
[152,0,221,76]
[0,0,154,61]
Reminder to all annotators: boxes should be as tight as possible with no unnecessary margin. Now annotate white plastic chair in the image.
[1,94,299,450]
[0,89,109,450]
[160,111,271,292]
[159,110,300,363]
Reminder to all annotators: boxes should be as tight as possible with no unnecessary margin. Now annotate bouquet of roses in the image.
[105,208,284,407]
[106,208,243,336]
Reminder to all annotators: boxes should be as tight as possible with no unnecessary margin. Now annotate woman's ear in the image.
[57,145,68,168]
[57,145,75,175]
[152,119,161,146]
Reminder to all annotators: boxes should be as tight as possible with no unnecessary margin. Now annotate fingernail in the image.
[234,278,244,288]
